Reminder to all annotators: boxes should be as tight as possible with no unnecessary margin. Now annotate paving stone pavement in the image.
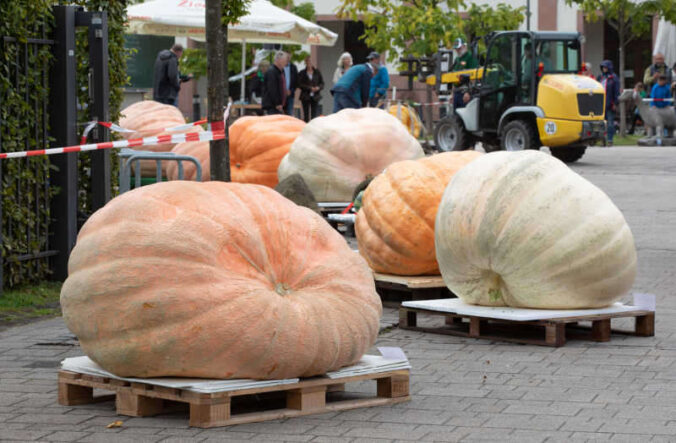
[1,147,675,442]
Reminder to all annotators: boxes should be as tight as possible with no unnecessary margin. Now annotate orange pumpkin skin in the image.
[230,115,306,187]
[165,140,210,181]
[60,181,381,380]
[119,101,190,176]
[166,115,305,186]
[356,151,482,275]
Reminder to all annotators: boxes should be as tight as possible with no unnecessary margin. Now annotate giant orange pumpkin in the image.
[278,108,424,202]
[356,151,482,275]
[119,101,190,176]
[60,181,381,379]
[166,115,305,186]
[230,115,306,187]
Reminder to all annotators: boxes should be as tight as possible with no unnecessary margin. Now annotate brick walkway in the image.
[1,147,675,442]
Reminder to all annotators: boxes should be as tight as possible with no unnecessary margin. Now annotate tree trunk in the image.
[206,0,228,181]
[618,8,627,138]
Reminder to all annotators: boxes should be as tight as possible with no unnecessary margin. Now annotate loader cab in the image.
[477,31,582,133]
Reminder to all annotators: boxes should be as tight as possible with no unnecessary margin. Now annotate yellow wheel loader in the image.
[428,31,606,163]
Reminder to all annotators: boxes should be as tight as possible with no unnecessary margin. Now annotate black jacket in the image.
[262,64,285,110]
[153,50,182,101]
[298,68,324,102]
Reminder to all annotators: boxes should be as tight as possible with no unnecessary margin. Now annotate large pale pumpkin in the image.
[60,181,382,379]
[435,150,636,309]
[278,108,424,202]
[357,151,482,276]
[165,115,305,186]
[119,101,190,176]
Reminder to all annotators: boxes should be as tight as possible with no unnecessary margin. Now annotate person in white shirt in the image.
[333,52,353,84]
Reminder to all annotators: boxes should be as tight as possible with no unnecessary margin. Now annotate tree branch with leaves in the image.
[338,0,526,64]
[566,0,676,135]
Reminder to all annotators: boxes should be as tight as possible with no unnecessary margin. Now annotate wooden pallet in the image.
[58,369,410,428]
[399,305,654,347]
[374,273,454,302]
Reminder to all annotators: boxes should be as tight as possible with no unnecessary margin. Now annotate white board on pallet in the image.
[401,298,649,322]
[61,353,411,392]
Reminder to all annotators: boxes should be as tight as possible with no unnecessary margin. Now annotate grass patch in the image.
[611,133,642,146]
[0,281,62,329]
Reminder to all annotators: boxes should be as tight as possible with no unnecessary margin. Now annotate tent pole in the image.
[241,39,247,108]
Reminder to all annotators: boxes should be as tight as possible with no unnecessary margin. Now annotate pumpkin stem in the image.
[275,282,292,296]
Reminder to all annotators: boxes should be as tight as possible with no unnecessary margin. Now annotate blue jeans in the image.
[285,96,295,116]
[332,92,360,113]
[606,109,615,143]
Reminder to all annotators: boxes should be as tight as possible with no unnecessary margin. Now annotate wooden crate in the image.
[399,305,654,347]
[58,369,410,428]
[374,273,454,302]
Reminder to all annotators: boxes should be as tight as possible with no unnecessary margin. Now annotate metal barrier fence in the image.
[118,149,203,194]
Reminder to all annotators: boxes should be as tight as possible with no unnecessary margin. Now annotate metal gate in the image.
[0,5,111,292]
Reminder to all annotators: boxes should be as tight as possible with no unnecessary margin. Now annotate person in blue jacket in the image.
[368,52,389,107]
[330,59,378,113]
[650,74,671,109]
[597,60,620,146]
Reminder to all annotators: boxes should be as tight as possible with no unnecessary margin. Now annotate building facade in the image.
[311,0,658,112]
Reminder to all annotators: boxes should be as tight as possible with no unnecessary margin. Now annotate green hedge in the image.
[0,1,128,288]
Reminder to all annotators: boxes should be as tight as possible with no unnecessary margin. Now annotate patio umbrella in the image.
[654,18,676,68]
[126,0,337,46]
[127,0,337,102]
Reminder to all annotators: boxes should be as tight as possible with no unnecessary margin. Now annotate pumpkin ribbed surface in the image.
[435,150,637,309]
[60,181,382,379]
[165,115,305,186]
[388,104,422,138]
[119,101,190,176]
[356,151,482,275]
[231,115,306,187]
[278,108,424,202]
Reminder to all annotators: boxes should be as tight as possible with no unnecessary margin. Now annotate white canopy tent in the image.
[126,0,338,102]
[654,18,676,68]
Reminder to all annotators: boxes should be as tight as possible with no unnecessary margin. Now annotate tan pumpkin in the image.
[435,150,637,309]
[166,115,305,186]
[356,151,482,276]
[60,181,381,379]
[119,101,190,176]
[278,108,424,202]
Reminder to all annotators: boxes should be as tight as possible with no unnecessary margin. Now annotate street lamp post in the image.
[527,0,531,31]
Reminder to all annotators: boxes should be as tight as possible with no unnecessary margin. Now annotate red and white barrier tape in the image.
[641,98,674,102]
[165,119,208,132]
[78,103,232,144]
[1,130,225,160]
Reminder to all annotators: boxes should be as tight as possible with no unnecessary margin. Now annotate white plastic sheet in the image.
[402,298,649,322]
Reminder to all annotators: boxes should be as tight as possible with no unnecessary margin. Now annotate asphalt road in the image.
[1,146,675,442]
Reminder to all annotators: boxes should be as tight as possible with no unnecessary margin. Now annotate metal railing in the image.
[118,148,203,194]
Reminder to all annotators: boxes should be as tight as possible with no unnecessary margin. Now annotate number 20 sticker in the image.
[544,121,557,135]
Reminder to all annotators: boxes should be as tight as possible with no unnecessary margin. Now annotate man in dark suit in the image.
[283,52,299,116]
[262,51,288,114]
